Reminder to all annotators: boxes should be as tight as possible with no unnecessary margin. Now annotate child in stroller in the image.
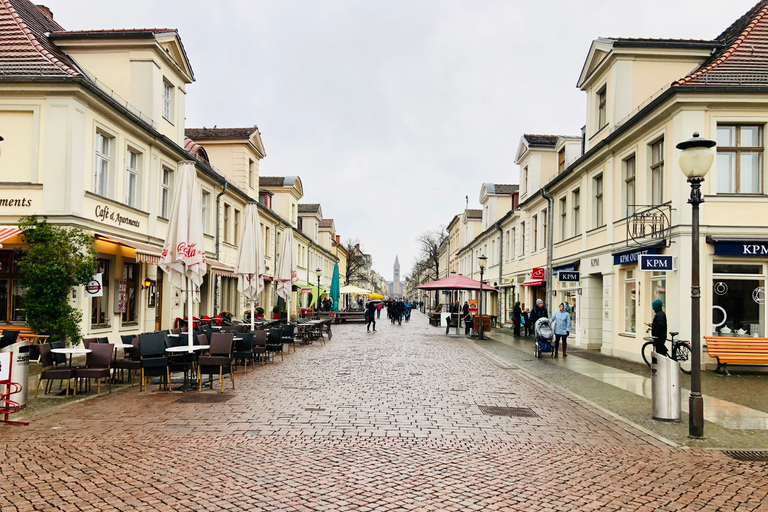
[533,317,555,358]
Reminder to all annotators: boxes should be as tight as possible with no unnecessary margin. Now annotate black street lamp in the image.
[676,132,716,438]
[478,255,487,340]
[315,268,322,319]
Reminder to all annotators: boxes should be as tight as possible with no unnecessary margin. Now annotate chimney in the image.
[36,5,53,19]
[335,235,340,243]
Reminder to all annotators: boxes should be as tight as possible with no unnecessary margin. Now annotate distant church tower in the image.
[393,256,401,297]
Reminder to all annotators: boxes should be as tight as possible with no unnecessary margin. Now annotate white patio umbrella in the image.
[275,227,297,321]
[159,161,207,347]
[234,203,264,332]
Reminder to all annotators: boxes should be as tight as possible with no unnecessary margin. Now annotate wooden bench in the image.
[703,336,768,376]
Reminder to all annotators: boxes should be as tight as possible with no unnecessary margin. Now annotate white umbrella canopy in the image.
[275,227,297,318]
[339,284,372,295]
[234,203,264,331]
[159,161,207,346]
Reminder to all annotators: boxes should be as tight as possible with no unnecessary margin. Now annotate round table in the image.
[165,345,210,391]
[50,348,91,367]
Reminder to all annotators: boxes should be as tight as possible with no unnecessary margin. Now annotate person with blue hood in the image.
[646,299,668,357]
[550,303,571,357]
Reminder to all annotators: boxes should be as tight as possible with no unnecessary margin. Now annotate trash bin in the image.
[651,351,680,422]
[0,339,30,407]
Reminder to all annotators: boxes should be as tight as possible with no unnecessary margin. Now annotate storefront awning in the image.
[706,237,768,256]
[553,261,580,273]
[522,279,544,287]
[208,260,237,278]
[0,226,22,244]
[611,242,665,265]
[95,233,163,264]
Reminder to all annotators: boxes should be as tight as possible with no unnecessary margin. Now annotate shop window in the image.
[624,155,636,216]
[91,259,110,327]
[624,270,636,333]
[712,263,765,336]
[564,290,577,328]
[650,139,664,205]
[122,263,138,324]
[651,272,666,306]
[0,251,25,323]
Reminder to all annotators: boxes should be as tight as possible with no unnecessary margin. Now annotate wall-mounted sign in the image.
[613,248,658,266]
[0,197,32,208]
[639,254,673,272]
[94,204,141,228]
[531,267,545,280]
[713,241,768,256]
[114,279,127,313]
[468,299,478,313]
[626,204,671,247]
[558,271,580,282]
[84,273,103,298]
[148,283,156,308]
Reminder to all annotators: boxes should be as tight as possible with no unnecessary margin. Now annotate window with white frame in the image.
[532,215,538,252]
[542,209,547,250]
[160,168,173,218]
[505,230,510,260]
[201,191,211,234]
[717,125,763,194]
[597,85,607,130]
[624,155,635,216]
[559,197,567,241]
[223,204,231,243]
[520,223,525,255]
[249,159,255,189]
[624,269,636,333]
[162,80,174,122]
[572,189,581,236]
[650,138,664,205]
[593,175,604,228]
[125,149,140,208]
[234,208,241,246]
[94,131,113,197]
[491,240,495,265]
[521,166,528,195]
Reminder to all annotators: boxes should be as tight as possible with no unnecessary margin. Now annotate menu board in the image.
[114,279,127,313]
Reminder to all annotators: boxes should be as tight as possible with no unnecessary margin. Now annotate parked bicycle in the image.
[642,328,692,374]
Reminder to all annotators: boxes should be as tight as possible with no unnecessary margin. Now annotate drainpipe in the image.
[541,187,555,315]
[213,182,228,315]
[275,220,284,315]
[496,223,504,325]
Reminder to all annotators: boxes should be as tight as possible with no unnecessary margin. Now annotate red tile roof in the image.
[183,137,209,164]
[675,0,768,86]
[0,0,79,77]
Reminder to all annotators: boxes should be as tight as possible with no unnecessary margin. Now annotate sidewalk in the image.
[476,326,768,450]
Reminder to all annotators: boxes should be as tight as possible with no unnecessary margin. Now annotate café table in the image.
[165,345,209,392]
[50,347,91,368]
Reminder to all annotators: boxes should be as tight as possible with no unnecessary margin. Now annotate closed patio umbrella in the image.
[159,161,207,347]
[275,227,297,320]
[234,203,264,332]
[330,264,340,312]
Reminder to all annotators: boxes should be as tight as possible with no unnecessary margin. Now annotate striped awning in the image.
[94,233,162,264]
[0,226,21,243]
[208,260,237,278]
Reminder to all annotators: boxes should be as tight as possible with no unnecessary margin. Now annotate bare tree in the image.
[343,238,370,286]
[416,228,448,307]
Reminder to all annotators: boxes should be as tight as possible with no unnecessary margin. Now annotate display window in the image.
[624,269,636,333]
[712,262,765,337]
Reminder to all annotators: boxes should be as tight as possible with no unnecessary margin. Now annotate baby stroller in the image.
[533,317,555,358]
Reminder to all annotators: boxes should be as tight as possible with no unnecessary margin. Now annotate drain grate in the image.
[723,451,768,462]
[175,394,233,404]
[478,406,540,418]
[244,430,261,436]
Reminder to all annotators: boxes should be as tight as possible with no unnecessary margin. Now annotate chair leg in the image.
[65,379,70,397]
[198,367,202,391]
[96,378,101,397]
[230,367,235,390]
[34,377,42,398]
[108,375,112,394]
[219,367,223,393]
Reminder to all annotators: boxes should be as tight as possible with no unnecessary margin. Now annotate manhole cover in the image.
[723,451,768,462]
[478,406,539,418]
[175,394,233,404]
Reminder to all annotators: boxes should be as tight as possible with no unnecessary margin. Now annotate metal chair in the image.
[138,333,170,393]
[74,343,113,396]
[34,343,75,397]
[281,324,297,353]
[266,329,283,362]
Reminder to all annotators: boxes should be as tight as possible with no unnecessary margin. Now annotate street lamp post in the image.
[676,132,716,439]
[315,268,322,319]
[478,255,487,340]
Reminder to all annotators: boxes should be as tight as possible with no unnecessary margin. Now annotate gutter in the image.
[213,182,227,315]
[541,188,555,314]
[496,223,504,323]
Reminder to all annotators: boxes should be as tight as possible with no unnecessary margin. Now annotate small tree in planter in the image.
[255,307,265,318]
[272,305,280,320]
[17,217,96,346]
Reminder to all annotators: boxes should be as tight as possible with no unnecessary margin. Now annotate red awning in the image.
[416,274,498,292]
[0,227,22,244]
[523,279,544,287]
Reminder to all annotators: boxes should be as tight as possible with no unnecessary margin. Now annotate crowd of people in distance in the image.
[365,298,421,332]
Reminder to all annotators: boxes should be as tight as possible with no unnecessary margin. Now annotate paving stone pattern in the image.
[2,313,767,511]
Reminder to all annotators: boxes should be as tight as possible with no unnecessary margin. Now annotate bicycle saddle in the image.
[669,331,679,337]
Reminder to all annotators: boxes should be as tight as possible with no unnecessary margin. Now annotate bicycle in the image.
[642,328,692,375]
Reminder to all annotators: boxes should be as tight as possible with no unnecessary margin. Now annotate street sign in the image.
[557,271,580,282]
[638,254,673,272]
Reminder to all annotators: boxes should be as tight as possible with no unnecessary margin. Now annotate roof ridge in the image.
[2,0,79,76]
[674,1,768,86]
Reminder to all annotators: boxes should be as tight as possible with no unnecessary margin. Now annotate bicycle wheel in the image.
[674,344,692,375]
[642,341,655,368]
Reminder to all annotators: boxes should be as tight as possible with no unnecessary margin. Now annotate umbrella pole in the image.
[251,300,255,332]
[187,277,194,347]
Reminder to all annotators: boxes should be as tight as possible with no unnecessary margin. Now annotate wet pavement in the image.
[2,311,768,511]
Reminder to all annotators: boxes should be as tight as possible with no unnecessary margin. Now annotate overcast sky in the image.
[44,0,758,282]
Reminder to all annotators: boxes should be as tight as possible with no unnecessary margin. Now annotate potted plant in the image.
[255,306,265,319]
[272,305,280,320]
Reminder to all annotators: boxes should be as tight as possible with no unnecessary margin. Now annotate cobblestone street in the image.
[3,313,768,511]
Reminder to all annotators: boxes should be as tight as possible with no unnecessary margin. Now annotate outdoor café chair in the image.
[138,332,170,393]
[232,332,254,371]
[281,324,297,353]
[114,336,140,385]
[1,329,19,345]
[35,343,75,397]
[252,329,268,365]
[74,342,113,396]
[96,337,110,344]
[197,332,234,392]
[266,328,283,362]
[82,337,98,349]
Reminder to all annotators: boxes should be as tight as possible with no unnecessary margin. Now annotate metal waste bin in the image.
[0,339,30,407]
[651,351,680,422]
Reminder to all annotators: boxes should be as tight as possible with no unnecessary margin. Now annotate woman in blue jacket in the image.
[550,303,571,357]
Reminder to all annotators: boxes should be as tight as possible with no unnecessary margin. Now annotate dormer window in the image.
[558,148,566,173]
[162,80,174,122]
[597,85,607,130]
[521,166,528,195]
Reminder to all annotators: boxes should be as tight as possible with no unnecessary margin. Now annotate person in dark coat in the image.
[529,299,548,332]
[463,301,471,335]
[512,301,522,336]
[366,301,377,332]
[646,299,668,356]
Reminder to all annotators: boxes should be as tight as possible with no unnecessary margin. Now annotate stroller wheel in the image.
[534,342,540,358]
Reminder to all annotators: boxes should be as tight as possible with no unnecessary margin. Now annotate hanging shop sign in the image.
[557,271,580,282]
[638,254,674,272]
[613,247,659,265]
[84,273,103,298]
[626,204,672,247]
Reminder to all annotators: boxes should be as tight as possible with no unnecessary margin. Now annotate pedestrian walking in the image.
[463,301,471,335]
[512,301,522,336]
[646,299,668,357]
[376,302,382,318]
[529,299,548,333]
[550,303,571,357]
[366,301,377,332]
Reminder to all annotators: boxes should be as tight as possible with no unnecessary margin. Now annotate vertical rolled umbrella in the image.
[159,161,207,347]
[330,264,340,312]
[234,203,264,332]
[275,227,297,321]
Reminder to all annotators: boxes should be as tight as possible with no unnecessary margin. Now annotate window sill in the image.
[589,124,609,140]
[586,225,607,235]
[90,325,112,330]
[618,332,636,338]
[163,116,175,127]
[705,194,768,200]
[121,323,139,327]
[555,234,581,246]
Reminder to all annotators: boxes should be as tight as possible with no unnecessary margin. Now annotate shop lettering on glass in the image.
[626,204,671,247]
[94,204,140,228]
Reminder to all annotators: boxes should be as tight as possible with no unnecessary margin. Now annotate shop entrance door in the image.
[154,269,164,331]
